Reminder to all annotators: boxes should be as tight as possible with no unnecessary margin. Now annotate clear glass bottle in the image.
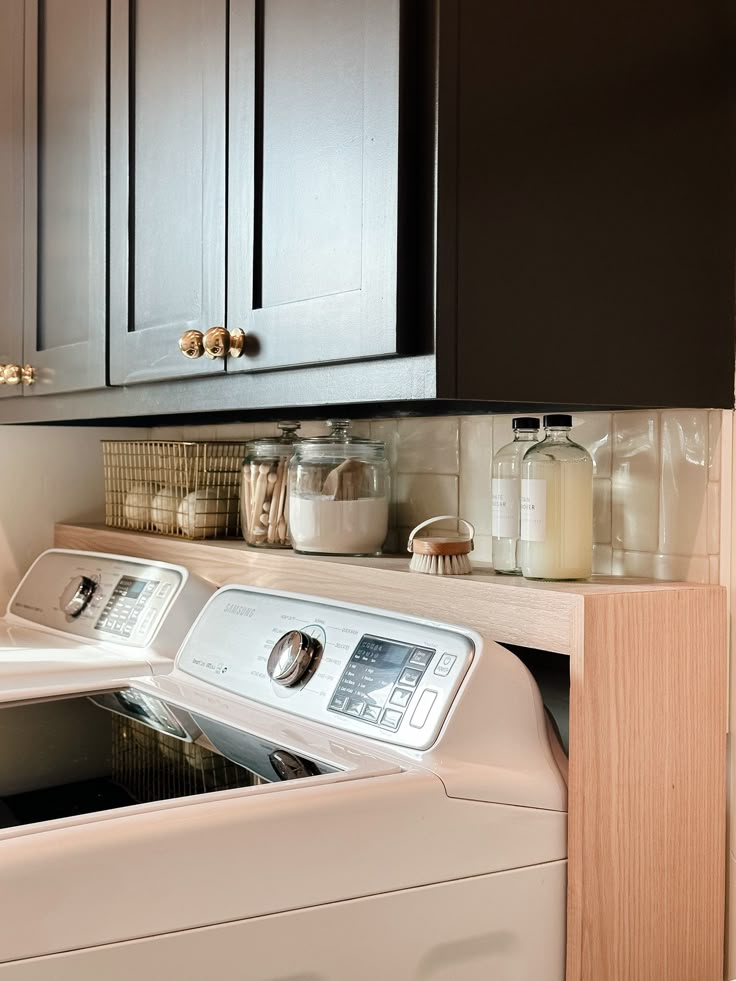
[491,417,540,574]
[520,414,593,580]
[241,422,301,548]
[288,420,390,556]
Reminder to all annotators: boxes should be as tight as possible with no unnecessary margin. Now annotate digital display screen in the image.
[329,635,435,730]
[123,578,147,599]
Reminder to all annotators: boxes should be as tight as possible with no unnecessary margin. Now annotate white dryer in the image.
[0,583,568,981]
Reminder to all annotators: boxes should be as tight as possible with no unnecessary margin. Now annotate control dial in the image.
[60,575,97,619]
[267,630,322,687]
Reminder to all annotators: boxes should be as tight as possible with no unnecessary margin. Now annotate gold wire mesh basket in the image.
[111,716,264,803]
[102,439,247,539]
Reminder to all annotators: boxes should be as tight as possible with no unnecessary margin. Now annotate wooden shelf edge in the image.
[55,523,716,595]
[54,523,724,657]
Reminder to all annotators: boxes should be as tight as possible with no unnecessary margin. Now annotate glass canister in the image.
[241,422,301,547]
[288,420,390,556]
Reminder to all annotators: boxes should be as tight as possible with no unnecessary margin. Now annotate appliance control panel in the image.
[9,550,185,648]
[177,585,476,750]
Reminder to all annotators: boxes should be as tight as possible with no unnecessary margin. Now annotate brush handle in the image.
[407,515,475,553]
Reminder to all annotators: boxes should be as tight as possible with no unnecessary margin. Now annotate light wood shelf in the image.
[55,523,728,981]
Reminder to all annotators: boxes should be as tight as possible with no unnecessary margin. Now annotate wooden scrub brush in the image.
[407,516,475,576]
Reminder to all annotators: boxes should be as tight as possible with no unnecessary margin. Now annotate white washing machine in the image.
[0,548,215,698]
[0,583,568,981]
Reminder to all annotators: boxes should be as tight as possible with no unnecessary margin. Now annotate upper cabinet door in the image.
[109,0,227,386]
[0,0,25,399]
[227,0,401,374]
[22,0,107,396]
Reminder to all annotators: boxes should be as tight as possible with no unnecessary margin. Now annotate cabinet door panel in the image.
[228,0,400,373]
[109,0,226,385]
[260,0,364,307]
[23,0,107,396]
[0,0,24,399]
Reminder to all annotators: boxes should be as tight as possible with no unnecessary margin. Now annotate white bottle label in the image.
[492,478,519,538]
[520,479,546,542]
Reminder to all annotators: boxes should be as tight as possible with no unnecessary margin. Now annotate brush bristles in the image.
[409,552,472,576]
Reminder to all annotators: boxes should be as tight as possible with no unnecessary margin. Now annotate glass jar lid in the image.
[245,421,302,458]
[295,419,385,460]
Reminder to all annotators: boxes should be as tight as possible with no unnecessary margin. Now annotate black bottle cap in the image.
[512,417,540,431]
[543,413,573,428]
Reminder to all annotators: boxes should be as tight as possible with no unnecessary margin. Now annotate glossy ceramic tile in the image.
[659,410,708,556]
[397,417,459,474]
[612,412,660,553]
[708,410,722,481]
[459,416,493,535]
[492,416,516,456]
[654,553,710,584]
[573,412,612,477]
[612,549,655,579]
[215,423,256,440]
[370,421,400,540]
[592,544,613,575]
[396,473,459,531]
[707,482,721,556]
[471,534,493,565]
[593,479,612,545]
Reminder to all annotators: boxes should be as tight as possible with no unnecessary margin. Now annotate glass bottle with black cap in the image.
[491,417,541,574]
[520,414,593,580]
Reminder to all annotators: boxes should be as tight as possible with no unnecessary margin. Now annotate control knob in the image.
[267,630,322,687]
[60,575,97,619]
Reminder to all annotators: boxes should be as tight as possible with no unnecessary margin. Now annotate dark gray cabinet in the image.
[23,0,108,396]
[109,0,227,385]
[109,0,402,386]
[0,0,24,401]
[440,0,735,410]
[227,0,402,375]
[0,0,732,424]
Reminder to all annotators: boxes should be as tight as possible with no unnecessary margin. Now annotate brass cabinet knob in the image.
[178,329,205,359]
[202,326,248,359]
[179,327,249,360]
[228,328,246,358]
[21,365,35,386]
[2,364,22,386]
[202,325,230,359]
[0,365,5,385]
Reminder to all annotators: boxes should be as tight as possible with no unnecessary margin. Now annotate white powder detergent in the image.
[289,495,389,555]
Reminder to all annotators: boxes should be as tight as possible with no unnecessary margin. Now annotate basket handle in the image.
[407,515,475,552]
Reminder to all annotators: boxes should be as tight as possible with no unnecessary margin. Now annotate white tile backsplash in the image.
[397,417,459,474]
[592,544,613,575]
[388,408,724,584]
[459,416,493,535]
[396,473,459,531]
[612,549,656,578]
[709,411,722,482]
[612,411,660,553]
[593,479,612,545]
[573,412,612,478]
[492,416,515,457]
[708,482,721,556]
[167,407,727,585]
[654,553,710,584]
[659,410,708,556]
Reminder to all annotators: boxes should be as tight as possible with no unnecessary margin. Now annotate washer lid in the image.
[0,621,167,703]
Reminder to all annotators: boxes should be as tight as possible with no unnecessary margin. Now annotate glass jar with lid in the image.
[288,420,390,556]
[241,422,301,548]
